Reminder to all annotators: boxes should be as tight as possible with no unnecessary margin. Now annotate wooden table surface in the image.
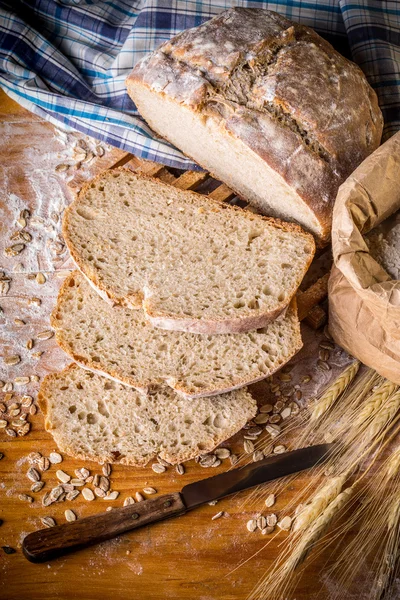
[0,90,364,600]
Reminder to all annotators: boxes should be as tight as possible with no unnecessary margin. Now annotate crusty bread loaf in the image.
[126,7,383,242]
[51,271,302,398]
[63,169,314,334]
[38,364,257,466]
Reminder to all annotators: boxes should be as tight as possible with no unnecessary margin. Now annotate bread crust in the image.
[38,364,257,466]
[126,7,383,243]
[62,169,315,334]
[51,272,303,398]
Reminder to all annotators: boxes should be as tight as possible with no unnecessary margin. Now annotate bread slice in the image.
[51,271,303,398]
[62,170,315,334]
[38,364,257,466]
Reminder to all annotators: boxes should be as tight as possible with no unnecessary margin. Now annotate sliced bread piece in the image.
[38,364,257,466]
[51,271,303,398]
[62,170,315,334]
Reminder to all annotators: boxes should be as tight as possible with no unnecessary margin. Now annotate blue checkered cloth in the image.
[0,1,398,169]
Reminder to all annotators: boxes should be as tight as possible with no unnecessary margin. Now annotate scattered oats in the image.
[317,360,331,371]
[14,377,30,386]
[319,348,330,362]
[265,494,276,508]
[257,516,267,530]
[20,232,32,243]
[17,217,26,228]
[42,492,52,507]
[66,490,80,501]
[75,467,89,480]
[4,355,21,366]
[28,451,41,463]
[200,454,217,468]
[270,383,280,393]
[92,474,100,487]
[212,511,224,521]
[49,452,63,465]
[102,463,111,477]
[0,403,5,412]
[2,382,13,392]
[29,404,37,416]
[0,420,6,428]
[157,456,170,467]
[19,494,33,503]
[85,475,94,484]
[124,496,135,506]
[65,509,77,522]
[281,407,291,420]
[35,272,46,285]
[0,281,10,295]
[21,395,33,407]
[253,450,264,462]
[259,404,273,413]
[320,340,334,350]
[50,486,64,502]
[267,514,278,527]
[211,458,222,468]
[254,413,269,424]
[246,519,257,533]
[273,400,285,413]
[30,375,40,382]
[5,428,16,437]
[31,481,45,493]
[32,351,43,359]
[265,424,281,437]
[278,516,292,531]
[135,492,144,502]
[230,454,239,466]
[143,487,157,495]
[82,488,95,501]
[273,445,286,455]
[261,526,275,535]
[14,318,25,326]
[83,151,95,164]
[70,479,84,486]
[56,470,70,484]
[244,439,255,454]
[301,375,311,384]
[38,457,50,472]
[289,401,300,415]
[55,163,69,172]
[8,408,20,417]
[5,243,25,257]
[215,448,231,459]
[41,516,56,528]
[175,464,185,475]
[208,500,218,506]
[295,390,303,400]
[36,330,54,340]
[152,463,166,474]
[279,373,292,382]
[105,491,119,500]
[94,487,106,498]
[106,507,113,512]
[27,467,41,482]
[99,476,110,492]
[269,414,281,424]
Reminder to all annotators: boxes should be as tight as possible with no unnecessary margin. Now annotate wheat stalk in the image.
[292,474,347,532]
[310,361,360,422]
[385,446,400,481]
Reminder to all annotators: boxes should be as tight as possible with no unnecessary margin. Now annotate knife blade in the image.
[22,442,335,563]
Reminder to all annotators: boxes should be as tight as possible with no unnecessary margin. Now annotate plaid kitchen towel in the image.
[0,1,398,170]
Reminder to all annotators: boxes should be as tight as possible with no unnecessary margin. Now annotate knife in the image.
[22,442,334,563]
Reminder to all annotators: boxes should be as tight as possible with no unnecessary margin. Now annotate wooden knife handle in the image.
[22,492,186,563]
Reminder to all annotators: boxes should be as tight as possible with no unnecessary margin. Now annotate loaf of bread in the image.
[38,364,257,466]
[52,271,302,397]
[63,169,314,334]
[126,7,383,242]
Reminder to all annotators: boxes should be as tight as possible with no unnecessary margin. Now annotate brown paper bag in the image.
[329,131,400,383]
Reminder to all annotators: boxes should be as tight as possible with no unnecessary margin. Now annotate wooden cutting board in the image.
[0,90,366,600]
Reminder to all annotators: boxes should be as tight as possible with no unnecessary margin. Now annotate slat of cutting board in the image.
[0,90,366,600]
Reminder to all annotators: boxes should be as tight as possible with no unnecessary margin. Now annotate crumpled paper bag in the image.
[329,131,400,383]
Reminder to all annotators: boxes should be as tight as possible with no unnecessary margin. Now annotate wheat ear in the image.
[386,446,400,481]
[354,380,398,427]
[362,389,400,444]
[290,486,354,570]
[310,361,360,422]
[292,475,347,533]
